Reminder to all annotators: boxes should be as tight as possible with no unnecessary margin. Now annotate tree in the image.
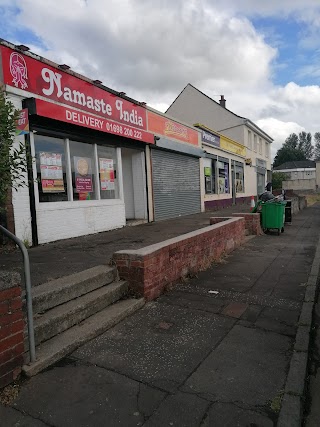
[284,133,298,149]
[273,132,308,168]
[298,131,313,159]
[273,145,306,168]
[272,172,289,190]
[0,86,27,213]
[314,132,320,160]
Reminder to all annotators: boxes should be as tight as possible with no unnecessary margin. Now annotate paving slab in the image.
[202,402,274,427]
[0,403,49,426]
[72,301,235,392]
[10,364,165,427]
[143,392,208,427]
[157,291,226,314]
[181,325,292,405]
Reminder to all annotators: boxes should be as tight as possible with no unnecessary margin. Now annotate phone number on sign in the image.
[105,122,143,140]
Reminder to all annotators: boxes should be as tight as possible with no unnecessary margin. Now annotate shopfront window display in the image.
[70,140,96,201]
[235,164,244,193]
[34,135,68,202]
[34,134,119,202]
[204,159,216,194]
[98,146,119,199]
[218,160,229,194]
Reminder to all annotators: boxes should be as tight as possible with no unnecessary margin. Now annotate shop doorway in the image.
[257,173,265,197]
[121,148,148,222]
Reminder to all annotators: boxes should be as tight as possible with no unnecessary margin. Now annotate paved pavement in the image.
[1,204,320,426]
[0,204,251,286]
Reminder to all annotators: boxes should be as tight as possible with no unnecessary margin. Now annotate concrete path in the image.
[0,204,250,286]
[1,204,319,426]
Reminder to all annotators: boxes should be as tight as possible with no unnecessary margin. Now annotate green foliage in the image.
[299,131,313,159]
[273,133,306,168]
[273,145,306,168]
[284,133,298,149]
[272,172,289,190]
[314,132,320,160]
[0,86,28,210]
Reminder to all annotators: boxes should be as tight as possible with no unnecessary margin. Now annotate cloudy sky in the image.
[1,0,320,158]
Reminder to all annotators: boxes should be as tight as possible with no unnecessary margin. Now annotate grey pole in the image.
[0,225,36,362]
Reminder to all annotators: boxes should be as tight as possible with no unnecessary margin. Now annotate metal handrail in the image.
[0,225,36,362]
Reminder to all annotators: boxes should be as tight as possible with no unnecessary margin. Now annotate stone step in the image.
[23,298,145,377]
[31,265,116,314]
[31,281,128,346]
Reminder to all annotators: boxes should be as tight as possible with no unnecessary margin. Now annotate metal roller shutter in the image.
[152,149,201,221]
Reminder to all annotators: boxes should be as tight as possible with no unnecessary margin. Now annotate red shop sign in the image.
[0,45,147,130]
[33,99,155,144]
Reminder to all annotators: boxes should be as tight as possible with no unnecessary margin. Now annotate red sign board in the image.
[34,99,155,144]
[148,111,199,146]
[0,45,147,130]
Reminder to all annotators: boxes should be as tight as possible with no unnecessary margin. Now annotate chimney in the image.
[219,95,226,108]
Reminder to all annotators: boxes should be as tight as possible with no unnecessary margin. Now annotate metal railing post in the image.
[0,225,36,362]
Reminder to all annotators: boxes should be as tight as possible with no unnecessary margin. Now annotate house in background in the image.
[166,84,273,209]
[274,160,318,192]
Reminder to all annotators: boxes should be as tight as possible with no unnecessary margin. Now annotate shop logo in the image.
[9,52,28,90]
[164,120,188,140]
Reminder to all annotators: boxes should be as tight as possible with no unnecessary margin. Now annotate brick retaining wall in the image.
[0,272,24,389]
[113,217,245,301]
[231,213,263,235]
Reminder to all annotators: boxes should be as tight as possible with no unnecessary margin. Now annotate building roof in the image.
[273,160,316,170]
[166,83,273,142]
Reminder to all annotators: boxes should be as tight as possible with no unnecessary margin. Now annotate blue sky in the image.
[1,0,320,156]
[252,16,306,86]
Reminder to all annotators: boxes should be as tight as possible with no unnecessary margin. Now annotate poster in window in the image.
[204,167,211,177]
[40,152,64,193]
[74,157,93,192]
[224,163,229,192]
[99,158,115,190]
[218,177,225,193]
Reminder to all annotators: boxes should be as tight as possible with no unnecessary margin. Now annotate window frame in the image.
[30,131,123,209]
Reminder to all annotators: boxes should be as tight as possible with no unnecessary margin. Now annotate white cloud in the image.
[2,0,320,163]
[256,118,305,158]
[9,0,276,94]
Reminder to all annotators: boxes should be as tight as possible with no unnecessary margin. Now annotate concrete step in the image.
[32,281,128,346]
[23,298,145,377]
[31,265,116,314]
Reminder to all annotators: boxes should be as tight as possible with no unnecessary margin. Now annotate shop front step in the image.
[32,280,128,346]
[31,265,116,314]
[23,298,145,377]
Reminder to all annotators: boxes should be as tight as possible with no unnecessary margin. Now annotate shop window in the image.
[97,146,119,199]
[253,134,257,152]
[204,160,216,194]
[34,134,69,203]
[218,160,229,194]
[69,140,97,201]
[259,137,263,155]
[235,164,244,193]
[247,130,252,150]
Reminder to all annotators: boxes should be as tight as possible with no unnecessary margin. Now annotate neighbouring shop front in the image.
[196,125,247,210]
[148,112,203,220]
[0,43,154,244]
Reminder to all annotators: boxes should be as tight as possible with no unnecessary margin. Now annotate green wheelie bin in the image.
[261,200,287,235]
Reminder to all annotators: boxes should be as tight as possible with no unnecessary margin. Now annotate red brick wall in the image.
[113,217,245,301]
[0,273,24,389]
[231,213,263,235]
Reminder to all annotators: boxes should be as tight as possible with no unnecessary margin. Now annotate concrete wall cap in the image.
[0,271,21,291]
